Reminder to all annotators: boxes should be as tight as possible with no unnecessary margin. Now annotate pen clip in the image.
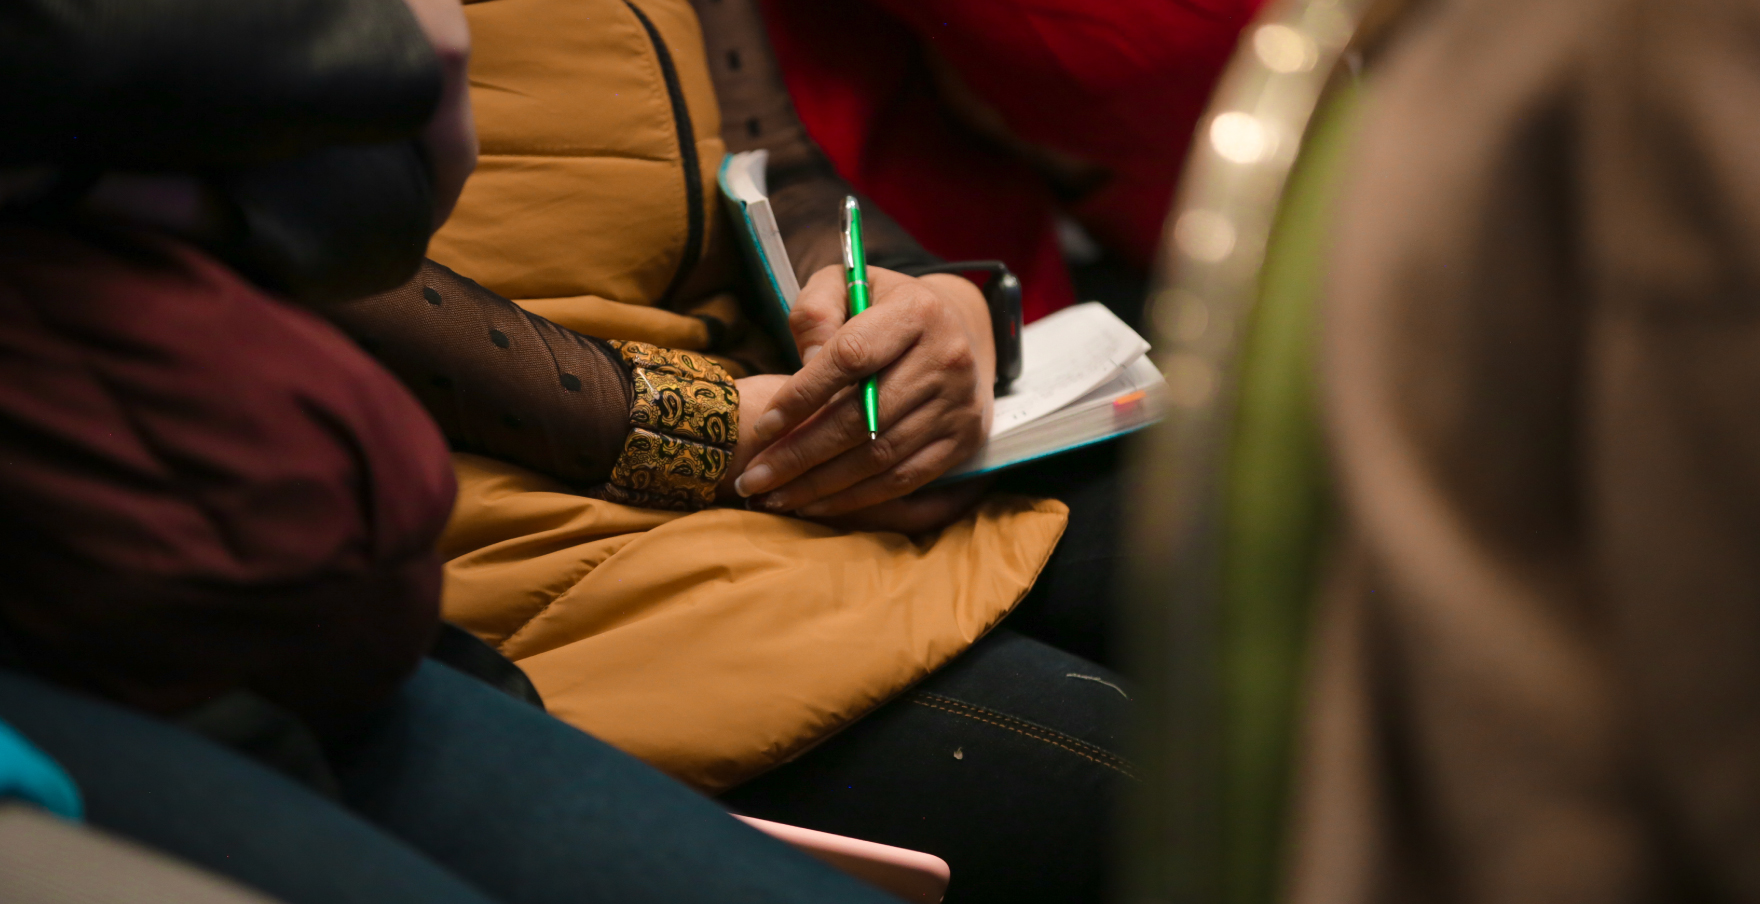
[840,196,858,272]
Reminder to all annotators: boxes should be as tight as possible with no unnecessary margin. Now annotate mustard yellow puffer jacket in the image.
[430,0,1067,792]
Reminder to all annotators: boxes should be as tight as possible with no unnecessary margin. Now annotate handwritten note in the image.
[988,302,1151,439]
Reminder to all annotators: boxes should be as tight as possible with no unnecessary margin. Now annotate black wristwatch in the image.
[899,260,1023,394]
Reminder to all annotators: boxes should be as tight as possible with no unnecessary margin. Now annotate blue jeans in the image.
[0,663,899,904]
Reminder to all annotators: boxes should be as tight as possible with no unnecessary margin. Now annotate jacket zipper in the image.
[625,0,704,308]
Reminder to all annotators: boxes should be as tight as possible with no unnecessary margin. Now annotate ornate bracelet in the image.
[597,341,739,510]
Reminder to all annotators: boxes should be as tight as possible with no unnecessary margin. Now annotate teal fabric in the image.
[1220,81,1362,904]
[0,716,82,819]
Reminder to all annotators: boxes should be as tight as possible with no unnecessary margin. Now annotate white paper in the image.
[988,302,1151,438]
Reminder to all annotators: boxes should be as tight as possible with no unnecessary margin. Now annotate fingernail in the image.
[802,345,821,364]
[745,492,788,512]
[734,463,773,498]
[752,410,786,442]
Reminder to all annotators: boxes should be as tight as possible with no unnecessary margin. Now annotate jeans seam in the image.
[907,692,1140,781]
[915,692,1136,772]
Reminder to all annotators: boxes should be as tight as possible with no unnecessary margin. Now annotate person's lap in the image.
[329,662,897,904]
[720,627,1133,904]
[720,440,1132,904]
[0,440,1130,904]
[0,664,895,904]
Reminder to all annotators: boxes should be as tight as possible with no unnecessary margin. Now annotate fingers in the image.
[787,265,936,369]
[804,479,992,535]
[733,267,990,511]
[736,363,938,497]
[746,391,960,511]
[718,374,788,502]
[793,436,965,518]
[788,266,850,366]
[748,277,941,449]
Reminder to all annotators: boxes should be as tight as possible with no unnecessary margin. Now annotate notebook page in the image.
[988,302,1150,438]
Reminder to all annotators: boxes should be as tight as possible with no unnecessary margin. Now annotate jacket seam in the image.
[624,0,705,308]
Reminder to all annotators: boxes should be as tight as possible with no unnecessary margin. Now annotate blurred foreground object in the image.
[0,0,462,302]
[0,805,286,904]
[1129,0,1760,901]
[1122,0,1381,900]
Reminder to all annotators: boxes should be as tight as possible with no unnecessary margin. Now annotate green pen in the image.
[841,196,881,441]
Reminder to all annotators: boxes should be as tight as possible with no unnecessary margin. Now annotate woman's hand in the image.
[731,266,995,518]
[804,480,993,535]
[724,372,986,533]
[402,0,477,228]
[721,373,787,502]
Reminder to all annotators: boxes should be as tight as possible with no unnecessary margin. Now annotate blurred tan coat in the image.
[1290,0,1760,899]
[428,0,1066,791]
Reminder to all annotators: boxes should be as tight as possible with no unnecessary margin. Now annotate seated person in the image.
[2,0,1131,902]
[0,1,941,903]
[318,4,1132,901]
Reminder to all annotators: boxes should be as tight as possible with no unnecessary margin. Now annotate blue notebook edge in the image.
[928,418,1160,486]
[717,153,803,371]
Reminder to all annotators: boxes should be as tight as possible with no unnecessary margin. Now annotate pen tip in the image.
[870,431,878,441]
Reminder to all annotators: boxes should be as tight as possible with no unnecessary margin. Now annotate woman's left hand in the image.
[732,266,995,518]
[804,479,993,535]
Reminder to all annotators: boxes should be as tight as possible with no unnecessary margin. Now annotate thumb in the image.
[789,266,849,364]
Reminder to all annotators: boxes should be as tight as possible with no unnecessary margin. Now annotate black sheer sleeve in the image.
[324,260,635,488]
[325,261,740,510]
[690,0,939,282]
[0,0,440,170]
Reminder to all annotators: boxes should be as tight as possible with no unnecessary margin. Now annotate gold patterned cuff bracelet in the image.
[598,340,739,510]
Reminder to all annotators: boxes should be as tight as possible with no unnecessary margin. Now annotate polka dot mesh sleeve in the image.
[323,259,737,508]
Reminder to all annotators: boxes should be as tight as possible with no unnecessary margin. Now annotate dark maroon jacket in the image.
[0,228,456,729]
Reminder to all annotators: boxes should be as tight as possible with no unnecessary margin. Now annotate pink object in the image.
[736,815,951,903]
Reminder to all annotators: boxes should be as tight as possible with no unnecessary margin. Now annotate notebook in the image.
[718,151,1170,482]
[937,303,1168,481]
[719,150,803,369]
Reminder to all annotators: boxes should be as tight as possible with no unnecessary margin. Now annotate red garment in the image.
[0,227,454,732]
[762,0,1263,321]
